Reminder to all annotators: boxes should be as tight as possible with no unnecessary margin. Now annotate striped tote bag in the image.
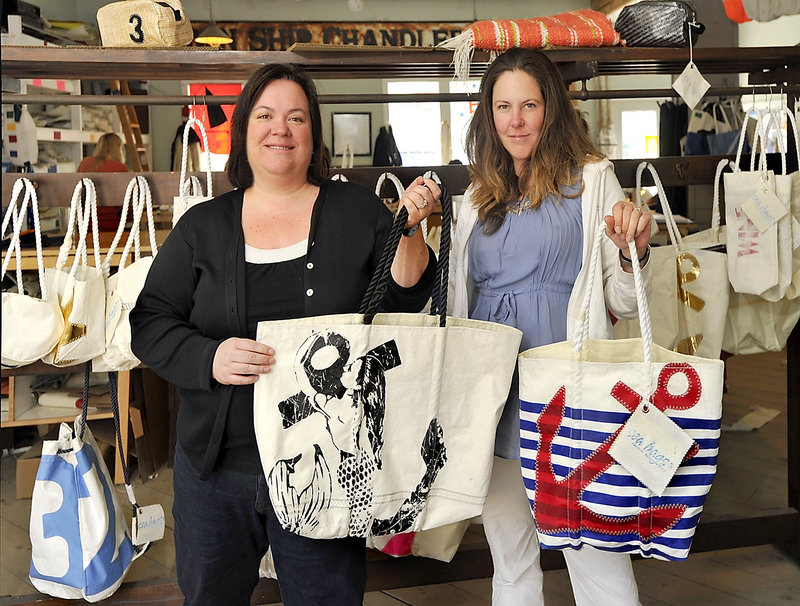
[518,226,723,561]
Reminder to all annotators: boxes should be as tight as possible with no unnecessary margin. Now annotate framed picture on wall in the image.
[332,112,372,157]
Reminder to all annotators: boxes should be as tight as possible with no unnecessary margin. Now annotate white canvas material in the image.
[519,226,724,561]
[97,0,193,47]
[29,414,135,602]
[42,178,107,367]
[775,107,800,300]
[93,176,158,372]
[172,116,213,227]
[253,312,521,539]
[253,193,521,541]
[614,162,730,359]
[724,111,780,296]
[1,178,64,367]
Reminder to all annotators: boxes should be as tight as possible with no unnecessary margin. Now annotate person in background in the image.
[77,132,129,172]
[129,63,439,606]
[448,48,652,606]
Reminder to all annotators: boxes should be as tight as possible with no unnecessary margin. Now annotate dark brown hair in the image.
[465,48,602,234]
[226,63,330,188]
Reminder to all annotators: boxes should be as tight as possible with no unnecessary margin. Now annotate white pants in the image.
[482,457,641,606]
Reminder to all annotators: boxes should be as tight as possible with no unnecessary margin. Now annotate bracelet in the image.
[402,223,420,237]
[619,244,650,265]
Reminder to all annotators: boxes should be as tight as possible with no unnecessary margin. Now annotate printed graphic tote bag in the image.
[253,188,522,540]
[519,225,724,561]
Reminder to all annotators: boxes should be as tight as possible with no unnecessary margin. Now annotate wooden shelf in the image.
[1,44,798,81]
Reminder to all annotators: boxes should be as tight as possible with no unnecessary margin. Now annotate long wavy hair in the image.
[226,63,330,189]
[465,48,602,234]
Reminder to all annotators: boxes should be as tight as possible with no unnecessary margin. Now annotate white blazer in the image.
[448,159,651,340]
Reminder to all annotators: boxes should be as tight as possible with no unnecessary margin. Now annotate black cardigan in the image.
[130,180,435,479]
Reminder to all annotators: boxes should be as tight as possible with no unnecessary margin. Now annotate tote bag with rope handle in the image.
[172,116,213,227]
[519,224,724,561]
[93,176,159,372]
[42,178,107,367]
[2,177,64,367]
[252,184,522,540]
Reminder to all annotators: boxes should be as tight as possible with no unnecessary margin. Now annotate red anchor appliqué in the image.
[534,363,702,540]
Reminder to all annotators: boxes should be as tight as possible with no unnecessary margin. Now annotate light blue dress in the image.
[468,184,583,458]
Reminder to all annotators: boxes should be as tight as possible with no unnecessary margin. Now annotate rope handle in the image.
[179,117,212,199]
[636,162,681,252]
[358,174,452,327]
[711,158,736,236]
[572,224,652,367]
[2,178,48,300]
[55,178,102,276]
[104,176,159,274]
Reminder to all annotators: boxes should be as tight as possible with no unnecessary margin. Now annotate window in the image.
[386,81,442,166]
[620,110,658,159]
[448,80,480,164]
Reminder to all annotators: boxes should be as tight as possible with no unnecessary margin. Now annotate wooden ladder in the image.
[109,80,151,171]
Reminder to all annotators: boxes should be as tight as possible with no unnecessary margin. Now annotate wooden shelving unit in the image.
[1,43,798,603]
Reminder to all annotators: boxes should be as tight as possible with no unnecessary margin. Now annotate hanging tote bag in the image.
[97,0,193,47]
[724,110,782,296]
[1,177,64,367]
[518,225,724,561]
[172,116,213,227]
[93,176,159,371]
[252,189,522,540]
[778,106,800,300]
[42,178,107,367]
[28,365,154,602]
[615,162,730,359]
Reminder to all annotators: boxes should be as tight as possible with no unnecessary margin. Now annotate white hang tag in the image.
[131,503,166,546]
[608,403,695,497]
[672,62,710,110]
[740,180,787,233]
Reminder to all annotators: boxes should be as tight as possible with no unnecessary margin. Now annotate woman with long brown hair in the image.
[449,48,653,605]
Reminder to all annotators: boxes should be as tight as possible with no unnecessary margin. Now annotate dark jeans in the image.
[173,444,367,606]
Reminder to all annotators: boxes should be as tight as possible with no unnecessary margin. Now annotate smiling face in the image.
[246,78,314,183]
[492,69,546,176]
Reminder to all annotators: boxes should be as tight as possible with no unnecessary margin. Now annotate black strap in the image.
[358,180,452,327]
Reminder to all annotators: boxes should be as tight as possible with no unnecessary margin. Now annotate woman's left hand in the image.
[603,200,652,258]
[398,176,439,231]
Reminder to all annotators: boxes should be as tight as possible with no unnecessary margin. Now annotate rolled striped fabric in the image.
[439,10,620,80]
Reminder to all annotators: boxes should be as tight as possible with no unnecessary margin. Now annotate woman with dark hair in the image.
[130,63,438,606]
[449,48,652,605]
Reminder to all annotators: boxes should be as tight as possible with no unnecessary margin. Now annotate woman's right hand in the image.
[212,338,275,385]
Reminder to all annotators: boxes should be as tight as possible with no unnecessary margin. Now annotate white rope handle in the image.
[572,223,653,367]
[711,158,736,236]
[1,179,28,291]
[636,162,680,252]
[2,179,48,300]
[56,178,100,275]
[375,172,405,199]
[746,111,773,177]
[116,176,159,272]
[103,177,140,277]
[179,117,212,198]
[778,106,800,170]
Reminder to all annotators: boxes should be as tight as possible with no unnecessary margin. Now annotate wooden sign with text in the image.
[192,22,469,51]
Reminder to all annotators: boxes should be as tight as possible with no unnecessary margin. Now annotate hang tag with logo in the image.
[131,503,166,546]
[672,62,710,110]
[608,403,695,496]
[740,177,787,233]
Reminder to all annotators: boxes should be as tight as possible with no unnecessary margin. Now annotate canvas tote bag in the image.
[253,189,522,540]
[93,176,159,371]
[29,365,157,602]
[172,116,213,227]
[722,107,800,354]
[519,225,724,561]
[615,161,730,359]
[42,178,107,367]
[1,177,64,367]
[724,110,782,296]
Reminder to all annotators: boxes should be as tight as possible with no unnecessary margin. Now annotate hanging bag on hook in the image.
[97,0,194,48]
[172,116,213,227]
[93,176,159,372]
[42,179,107,367]
[1,178,65,367]
[614,1,704,47]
